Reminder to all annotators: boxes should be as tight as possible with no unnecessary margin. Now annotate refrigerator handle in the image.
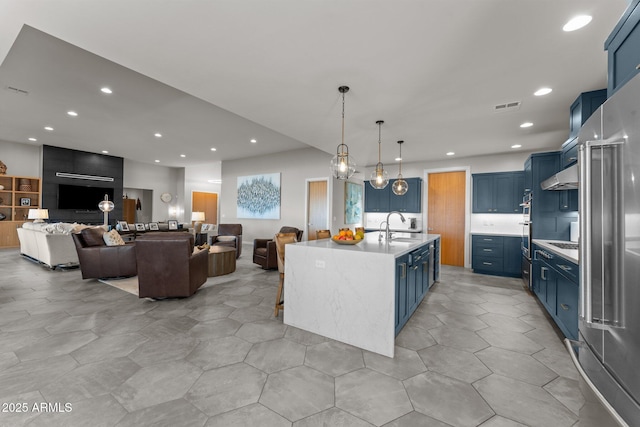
[580,138,625,327]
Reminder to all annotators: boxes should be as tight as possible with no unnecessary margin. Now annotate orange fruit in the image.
[339,230,347,237]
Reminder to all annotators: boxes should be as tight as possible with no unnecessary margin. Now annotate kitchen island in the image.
[284,233,440,357]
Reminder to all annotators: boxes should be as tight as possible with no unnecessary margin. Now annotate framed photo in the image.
[148,222,159,231]
[168,220,178,230]
[201,224,210,232]
[345,181,363,224]
[135,223,145,231]
[118,221,130,232]
[20,197,31,206]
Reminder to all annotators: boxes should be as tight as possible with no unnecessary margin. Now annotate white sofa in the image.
[17,222,86,269]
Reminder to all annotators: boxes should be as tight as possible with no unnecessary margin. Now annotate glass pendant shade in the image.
[98,196,114,213]
[370,120,389,189]
[331,143,356,180]
[330,86,356,180]
[370,163,389,189]
[392,140,409,195]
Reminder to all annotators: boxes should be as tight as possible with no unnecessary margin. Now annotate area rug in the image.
[98,276,139,296]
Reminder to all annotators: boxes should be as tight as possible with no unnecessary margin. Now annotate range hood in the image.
[541,164,578,190]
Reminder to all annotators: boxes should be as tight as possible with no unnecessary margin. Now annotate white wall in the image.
[221,147,337,244]
[0,140,41,177]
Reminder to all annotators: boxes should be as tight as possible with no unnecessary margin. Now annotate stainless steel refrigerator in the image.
[566,73,640,426]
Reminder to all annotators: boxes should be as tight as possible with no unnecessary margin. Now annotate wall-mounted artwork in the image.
[345,181,363,224]
[237,173,281,219]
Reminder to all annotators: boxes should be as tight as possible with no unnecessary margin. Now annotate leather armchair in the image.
[135,232,208,298]
[253,226,303,270]
[212,224,243,258]
[72,227,137,279]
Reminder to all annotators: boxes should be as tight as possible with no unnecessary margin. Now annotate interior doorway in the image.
[426,170,467,267]
[306,178,329,241]
[192,191,218,224]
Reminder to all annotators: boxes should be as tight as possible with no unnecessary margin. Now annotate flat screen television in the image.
[58,184,115,210]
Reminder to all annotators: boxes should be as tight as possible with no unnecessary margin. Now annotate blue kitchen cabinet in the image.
[605,0,640,96]
[395,254,409,333]
[389,178,422,213]
[365,177,422,213]
[472,172,523,213]
[532,244,578,340]
[568,89,607,139]
[524,157,533,195]
[561,137,579,169]
[432,237,440,283]
[364,182,390,212]
[471,235,521,278]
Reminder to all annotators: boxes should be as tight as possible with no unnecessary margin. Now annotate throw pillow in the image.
[216,236,236,242]
[103,229,125,246]
[81,227,107,246]
[197,243,210,251]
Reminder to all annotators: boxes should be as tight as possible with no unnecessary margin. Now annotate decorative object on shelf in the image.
[135,223,145,231]
[148,222,159,231]
[19,178,31,192]
[98,194,115,226]
[27,208,48,223]
[0,160,6,175]
[345,181,363,224]
[20,197,31,206]
[392,140,409,196]
[0,184,4,190]
[118,220,130,232]
[237,173,281,219]
[330,86,356,180]
[168,219,179,230]
[0,213,5,220]
[370,120,389,189]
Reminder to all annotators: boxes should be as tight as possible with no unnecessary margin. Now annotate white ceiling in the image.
[0,0,629,169]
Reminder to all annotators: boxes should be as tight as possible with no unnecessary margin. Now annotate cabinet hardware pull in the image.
[400,263,406,278]
[568,157,577,161]
[541,266,548,280]
[560,303,570,311]
[558,265,572,271]
[483,249,493,252]
[636,64,640,70]
[482,262,492,265]
[483,238,493,241]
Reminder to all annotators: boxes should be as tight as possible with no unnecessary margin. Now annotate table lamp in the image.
[28,208,49,223]
[191,211,205,234]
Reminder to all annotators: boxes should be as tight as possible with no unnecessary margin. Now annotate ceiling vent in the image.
[494,101,521,112]
[5,86,29,95]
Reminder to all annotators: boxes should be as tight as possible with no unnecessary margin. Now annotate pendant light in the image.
[330,86,356,180]
[369,120,389,189]
[392,140,409,195]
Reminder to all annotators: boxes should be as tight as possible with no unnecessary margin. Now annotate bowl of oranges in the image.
[331,228,365,245]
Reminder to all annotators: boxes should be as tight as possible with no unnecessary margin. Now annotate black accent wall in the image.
[42,145,124,225]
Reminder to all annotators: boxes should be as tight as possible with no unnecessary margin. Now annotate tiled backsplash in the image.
[365,212,423,231]
[469,213,523,235]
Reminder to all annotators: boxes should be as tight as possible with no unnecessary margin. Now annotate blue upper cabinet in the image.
[365,177,422,213]
[605,0,640,96]
[472,171,524,213]
[568,89,607,139]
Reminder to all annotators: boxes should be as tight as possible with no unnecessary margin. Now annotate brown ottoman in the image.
[208,246,236,277]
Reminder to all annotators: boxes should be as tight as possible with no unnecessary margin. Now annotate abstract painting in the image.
[237,173,281,219]
[345,181,363,224]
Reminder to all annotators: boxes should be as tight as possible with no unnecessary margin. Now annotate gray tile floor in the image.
[0,247,584,426]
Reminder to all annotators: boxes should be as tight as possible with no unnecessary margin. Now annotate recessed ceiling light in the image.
[534,88,552,96]
[520,122,533,128]
[100,87,112,94]
[446,152,455,156]
[154,159,160,163]
[28,137,37,142]
[154,133,162,138]
[67,111,78,117]
[102,150,109,154]
[250,139,257,143]
[563,15,592,32]
[180,154,186,158]
[44,126,54,131]
[511,144,522,149]
[210,147,217,151]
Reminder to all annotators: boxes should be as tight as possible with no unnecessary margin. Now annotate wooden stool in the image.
[316,229,331,239]
[274,232,298,317]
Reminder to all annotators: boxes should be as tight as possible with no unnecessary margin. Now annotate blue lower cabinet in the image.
[471,235,521,277]
[532,244,579,340]
[395,254,409,331]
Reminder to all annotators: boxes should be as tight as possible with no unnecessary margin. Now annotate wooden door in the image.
[122,198,136,223]
[192,192,218,224]
[307,180,328,240]
[427,171,465,267]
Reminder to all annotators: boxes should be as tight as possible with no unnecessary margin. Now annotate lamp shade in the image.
[98,195,114,213]
[28,208,49,223]
[191,212,205,222]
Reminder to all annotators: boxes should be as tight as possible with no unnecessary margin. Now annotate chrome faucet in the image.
[378,221,388,242]
[381,211,406,241]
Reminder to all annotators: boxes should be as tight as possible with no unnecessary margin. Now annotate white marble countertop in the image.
[533,239,579,264]
[294,233,440,258]
[470,231,522,237]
